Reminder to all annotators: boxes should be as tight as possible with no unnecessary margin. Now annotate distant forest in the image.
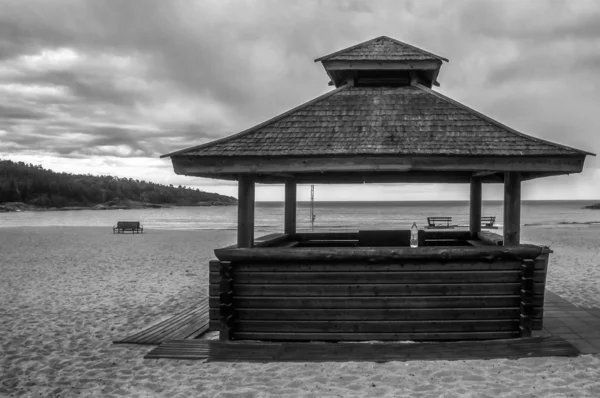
[0,159,236,208]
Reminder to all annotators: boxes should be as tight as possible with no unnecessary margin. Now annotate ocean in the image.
[1,200,599,232]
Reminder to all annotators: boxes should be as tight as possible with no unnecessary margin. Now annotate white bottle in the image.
[410,222,418,248]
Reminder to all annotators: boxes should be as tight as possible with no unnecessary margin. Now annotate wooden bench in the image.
[113,221,143,234]
[481,216,497,229]
[426,217,454,229]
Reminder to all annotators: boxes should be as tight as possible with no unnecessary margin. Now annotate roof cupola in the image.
[315,36,448,88]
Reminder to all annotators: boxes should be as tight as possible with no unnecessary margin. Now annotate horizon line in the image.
[256,199,599,202]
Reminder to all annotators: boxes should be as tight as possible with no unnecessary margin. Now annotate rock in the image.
[584,203,600,209]
[0,202,31,212]
[142,203,167,208]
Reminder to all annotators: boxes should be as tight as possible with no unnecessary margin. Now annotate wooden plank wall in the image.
[208,255,548,340]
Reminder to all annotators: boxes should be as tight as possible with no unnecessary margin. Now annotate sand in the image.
[1,225,600,397]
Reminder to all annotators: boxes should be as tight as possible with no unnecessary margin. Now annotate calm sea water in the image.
[1,201,599,232]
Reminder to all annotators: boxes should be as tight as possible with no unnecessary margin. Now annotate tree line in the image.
[0,159,236,208]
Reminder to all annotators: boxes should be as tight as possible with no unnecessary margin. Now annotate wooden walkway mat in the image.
[145,336,578,361]
[114,299,209,345]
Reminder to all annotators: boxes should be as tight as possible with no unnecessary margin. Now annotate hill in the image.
[0,159,236,211]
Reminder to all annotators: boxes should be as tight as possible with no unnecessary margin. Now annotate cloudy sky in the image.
[1,0,599,201]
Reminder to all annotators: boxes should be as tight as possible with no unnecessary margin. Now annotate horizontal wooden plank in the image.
[189,170,574,184]
[478,231,504,246]
[423,231,471,240]
[214,245,543,262]
[275,241,300,248]
[425,240,470,247]
[300,171,474,184]
[224,271,547,285]
[232,331,522,342]
[254,233,290,247]
[209,307,545,321]
[210,283,526,297]
[114,299,209,345]
[210,262,546,273]
[295,232,359,241]
[130,303,208,341]
[235,319,520,333]
[297,240,358,247]
[468,240,490,247]
[174,155,586,176]
[209,295,545,309]
[227,308,526,321]
[323,60,443,71]
[145,336,578,359]
[221,260,530,272]
[211,270,526,284]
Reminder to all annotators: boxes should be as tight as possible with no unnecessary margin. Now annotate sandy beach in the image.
[1,225,600,397]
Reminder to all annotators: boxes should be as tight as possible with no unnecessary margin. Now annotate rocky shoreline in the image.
[584,203,600,209]
[0,200,235,212]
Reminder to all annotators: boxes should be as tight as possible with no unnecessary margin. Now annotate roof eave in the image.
[171,154,587,182]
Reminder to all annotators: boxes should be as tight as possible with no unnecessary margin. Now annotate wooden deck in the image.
[113,299,209,345]
[144,336,578,361]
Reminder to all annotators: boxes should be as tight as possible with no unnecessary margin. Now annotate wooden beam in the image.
[172,155,586,177]
[473,171,497,177]
[470,177,482,238]
[215,245,543,262]
[478,231,503,246]
[164,170,557,184]
[322,60,442,71]
[503,172,521,246]
[237,176,255,248]
[267,171,473,184]
[409,71,419,86]
[284,181,297,235]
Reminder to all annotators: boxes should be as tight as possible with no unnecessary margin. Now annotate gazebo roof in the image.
[162,36,593,184]
[314,36,448,63]
[164,85,587,158]
[314,36,448,88]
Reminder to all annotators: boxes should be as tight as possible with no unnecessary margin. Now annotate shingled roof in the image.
[164,84,589,158]
[163,36,592,183]
[314,36,448,63]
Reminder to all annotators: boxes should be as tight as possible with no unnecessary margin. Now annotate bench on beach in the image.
[481,216,497,229]
[113,221,143,234]
[426,216,454,229]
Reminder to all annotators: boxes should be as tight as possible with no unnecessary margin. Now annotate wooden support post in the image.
[503,172,521,246]
[469,176,482,238]
[520,259,535,337]
[237,176,255,248]
[284,181,297,235]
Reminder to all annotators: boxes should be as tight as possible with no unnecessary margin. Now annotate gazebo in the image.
[162,36,592,342]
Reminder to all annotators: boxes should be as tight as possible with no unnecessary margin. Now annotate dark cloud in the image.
[0,104,47,120]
